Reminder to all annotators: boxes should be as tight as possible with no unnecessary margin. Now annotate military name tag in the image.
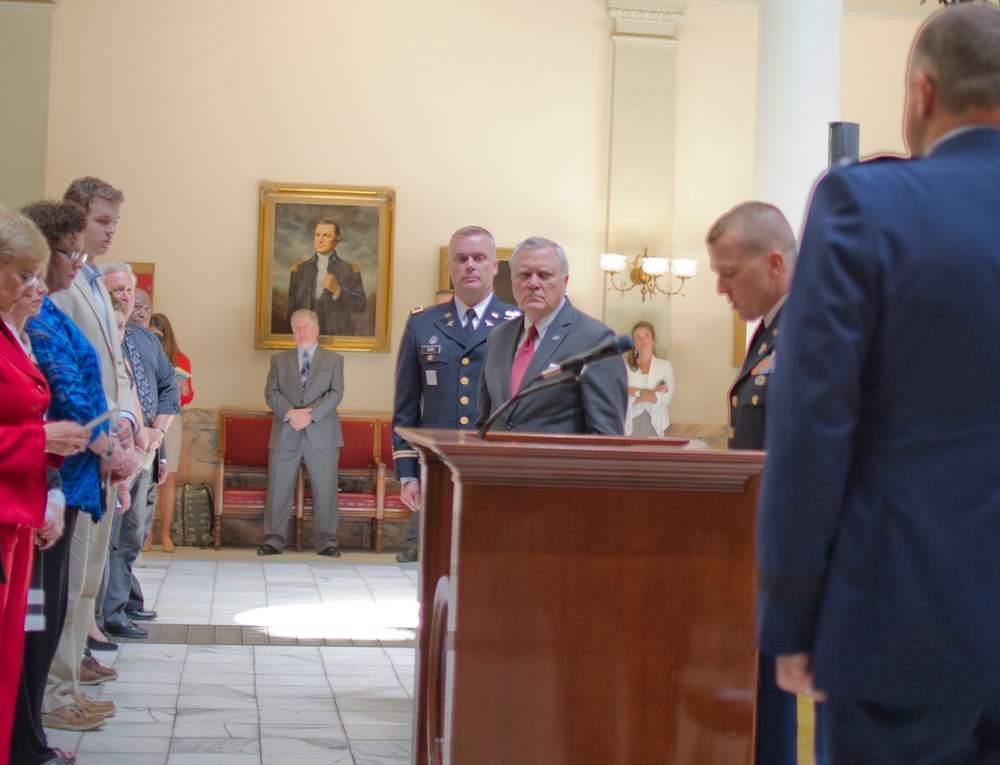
[420,345,441,355]
[426,370,438,386]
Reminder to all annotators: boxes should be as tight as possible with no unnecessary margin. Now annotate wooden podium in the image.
[397,428,765,765]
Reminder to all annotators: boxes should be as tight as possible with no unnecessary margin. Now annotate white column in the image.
[753,0,844,233]
[603,1,687,339]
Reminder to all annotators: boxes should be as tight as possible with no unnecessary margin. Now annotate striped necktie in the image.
[300,352,311,392]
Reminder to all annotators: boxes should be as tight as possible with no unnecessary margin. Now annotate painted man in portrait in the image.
[287,220,366,335]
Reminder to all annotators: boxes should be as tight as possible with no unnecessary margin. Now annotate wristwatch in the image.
[634,389,642,399]
[100,444,115,460]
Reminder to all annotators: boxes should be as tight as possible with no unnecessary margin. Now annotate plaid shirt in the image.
[26,297,109,519]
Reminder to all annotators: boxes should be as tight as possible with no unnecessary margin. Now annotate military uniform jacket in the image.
[727,310,780,450]
[391,295,519,481]
[287,251,366,336]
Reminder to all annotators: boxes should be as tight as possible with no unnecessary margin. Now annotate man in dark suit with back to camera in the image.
[477,236,627,435]
[258,309,344,557]
[287,220,366,336]
[390,226,519,563]
[757,6,1000,763]
[707,201,812,765]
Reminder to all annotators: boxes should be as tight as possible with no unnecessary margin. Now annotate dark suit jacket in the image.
[476,299,627,435]
[757,127,1000,704]
[728,311,780,450]
[391,295,519,480]
[287,251,366,336]
[265,345,344,452]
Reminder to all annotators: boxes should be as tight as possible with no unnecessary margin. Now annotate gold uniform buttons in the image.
[459,416,470,426]
[731,395,738,407]
[460,376,470,386]
[460,396,469,405]
[461,357,470,366]
[728,427,735,439]
[751,395,759,406]
[426,355,433,362]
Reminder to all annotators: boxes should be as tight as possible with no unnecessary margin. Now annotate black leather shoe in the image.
[256,543,281,556]
[396,548,418,563]
[317,546,342,557]
[126,609,157,621]
[87,635,118,651]
[104,621,148,639]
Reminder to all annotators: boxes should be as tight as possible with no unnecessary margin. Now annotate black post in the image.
[828,121,860,168]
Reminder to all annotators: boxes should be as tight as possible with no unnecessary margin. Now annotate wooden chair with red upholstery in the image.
[214,410,291,550]
[297,415,383,551]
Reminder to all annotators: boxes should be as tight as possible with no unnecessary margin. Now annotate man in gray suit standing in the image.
[258,309,345,557]
[477,236,628,435]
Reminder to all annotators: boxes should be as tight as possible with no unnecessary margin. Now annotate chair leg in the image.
[373,518,383,554]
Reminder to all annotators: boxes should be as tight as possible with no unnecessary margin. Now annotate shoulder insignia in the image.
[351,262,361,272]
[411,305,425,315]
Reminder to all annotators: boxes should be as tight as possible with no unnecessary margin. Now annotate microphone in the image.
[539,335,633,380]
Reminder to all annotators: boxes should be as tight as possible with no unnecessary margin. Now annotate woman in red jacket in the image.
[0,209,88,762]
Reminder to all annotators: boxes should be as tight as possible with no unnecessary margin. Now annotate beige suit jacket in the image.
[50,267,136,423]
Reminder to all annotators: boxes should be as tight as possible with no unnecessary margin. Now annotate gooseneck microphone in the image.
[539,335,634,380]
[476,334,634,438]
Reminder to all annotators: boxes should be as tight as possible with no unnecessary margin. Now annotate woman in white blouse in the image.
[624,321,675,437]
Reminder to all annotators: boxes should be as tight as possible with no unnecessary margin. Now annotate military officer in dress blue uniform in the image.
[706,201,821,765]
[390,226,519,563]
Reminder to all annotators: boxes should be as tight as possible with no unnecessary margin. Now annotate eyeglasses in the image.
[16,270,39,289]
[55,249,90,265]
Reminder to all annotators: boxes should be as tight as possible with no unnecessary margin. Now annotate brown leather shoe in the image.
[80,655,118,684]
[41,703,106,731]
[73,693,116,718]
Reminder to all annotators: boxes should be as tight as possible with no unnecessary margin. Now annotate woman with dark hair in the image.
[0,207,90,764]
[146,312,192,552]
[16,200,130,755]
[624,320,675,438]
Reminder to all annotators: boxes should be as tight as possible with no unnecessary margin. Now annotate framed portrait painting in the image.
[255,182,394,352]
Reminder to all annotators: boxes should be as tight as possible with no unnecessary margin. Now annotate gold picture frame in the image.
[255,182,394,352]
[438,246,514,304]
[733,313,747,367]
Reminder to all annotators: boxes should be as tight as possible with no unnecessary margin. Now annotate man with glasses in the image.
[99,263,179,640]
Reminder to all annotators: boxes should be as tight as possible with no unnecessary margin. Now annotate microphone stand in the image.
[476,368,584,439]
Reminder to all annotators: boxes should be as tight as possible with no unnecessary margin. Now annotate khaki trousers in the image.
[44,509,113,711]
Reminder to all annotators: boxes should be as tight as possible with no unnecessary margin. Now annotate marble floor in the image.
[45,548,419,765]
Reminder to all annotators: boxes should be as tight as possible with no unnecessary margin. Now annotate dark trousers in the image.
[756,653,799,765]
[824,695,1000,765]
[755,654,828,765]
[10,506,79,765]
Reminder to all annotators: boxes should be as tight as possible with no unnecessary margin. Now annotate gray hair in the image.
[449,226,495,255]
[510,236,569,276]
[101,260,137,285]
[290,309,319,327]
[913,4,1000,114]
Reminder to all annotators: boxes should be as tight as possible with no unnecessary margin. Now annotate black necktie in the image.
[464,308,477,337]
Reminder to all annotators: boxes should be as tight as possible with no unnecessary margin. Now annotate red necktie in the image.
[510,324,538,395]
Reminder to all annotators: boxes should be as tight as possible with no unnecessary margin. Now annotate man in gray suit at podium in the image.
[477,236,627,435]
[258,309,344,557]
